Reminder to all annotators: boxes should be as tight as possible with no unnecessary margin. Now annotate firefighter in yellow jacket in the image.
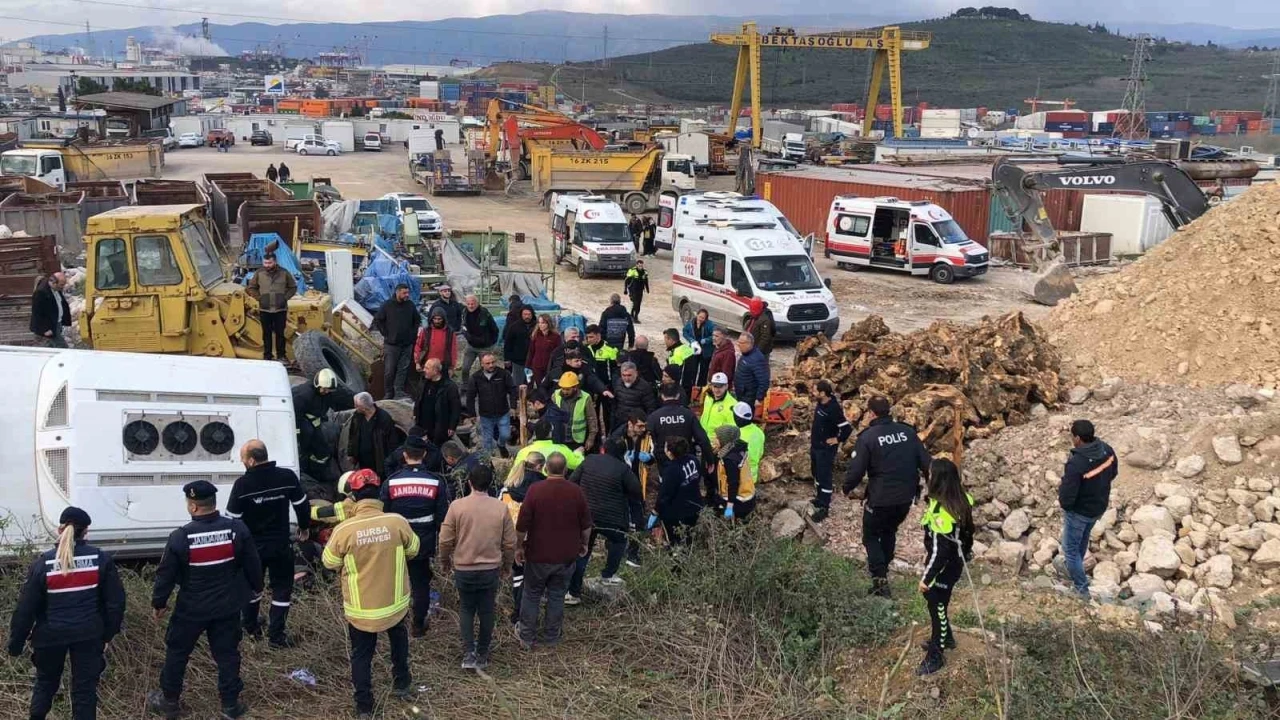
[321,469,420,718]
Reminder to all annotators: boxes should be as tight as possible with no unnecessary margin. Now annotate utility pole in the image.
[601,25,608,69]
[1114,33,1151,139]
[1264,50,1280,122]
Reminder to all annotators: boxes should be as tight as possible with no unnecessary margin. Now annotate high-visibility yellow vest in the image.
[552,390,590,444]
[589,343,619,363]
[311,497,359,525]
[506,439,582,484]
[718,450,756,502]
[700,391,738,437]
[669,344,694,366]
[321,499,420,633]
[739,423,765,481]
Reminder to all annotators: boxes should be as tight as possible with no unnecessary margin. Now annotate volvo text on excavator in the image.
[990,156,1258,305]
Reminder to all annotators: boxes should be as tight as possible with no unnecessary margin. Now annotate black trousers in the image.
[569,525,628,595]
[662,517,697,546]
[694,355,711,387]
[629,293,643,320]
[810,447,837,509]
[407,548,434,629]
[862,503,912,579]
[383,343,413,400]
[454,568,500,656]
[29,638,105,720]
[261,310,287,361]
[159,613,242,706]
[243,542,294,643]
[348,621,410,714]
[925,560,963,649]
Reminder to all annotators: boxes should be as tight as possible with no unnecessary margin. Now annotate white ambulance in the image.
[823,195,990,284]
[550,193,637,278]
[655,190,806,252]
[0,347,297,557]
[671,219,839,341]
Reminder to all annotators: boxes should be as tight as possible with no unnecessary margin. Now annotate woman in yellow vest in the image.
[917,458,974,677]
[712,425,755,520]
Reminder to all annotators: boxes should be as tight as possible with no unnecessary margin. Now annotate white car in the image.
[381,192,443,238]
[362,132,382,151]
[296,138,341,156]
[177,132,203,148]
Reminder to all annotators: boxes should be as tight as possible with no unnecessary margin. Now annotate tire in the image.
[624,193,648,215]
[929,263,956,285]
[294,331,367,394]
[326,149,336,156]
[678,301,696,326]
[299,148,308,156]
[577,260,588,279]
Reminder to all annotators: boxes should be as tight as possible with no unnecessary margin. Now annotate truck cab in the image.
[1,149,68,190]
[550,193,636,278]
[380,192,443,238]
[824,196,990,284]
[661,153,697,192]
[671,219,839,341]
[0,345,296,558]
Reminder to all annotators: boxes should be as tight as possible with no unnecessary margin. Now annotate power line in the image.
[1114,33,1150,140]
[1265,50,1280,121]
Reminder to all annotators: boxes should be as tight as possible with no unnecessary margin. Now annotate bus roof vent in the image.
[43,383,68,428]
[43,448,69,496]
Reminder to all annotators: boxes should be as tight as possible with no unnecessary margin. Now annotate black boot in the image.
[146,691,181,719]
[810,505,829,523]
[919,634,957,651]
[220,700,249,719]
[872,577,892,599]
[916,645,945,676]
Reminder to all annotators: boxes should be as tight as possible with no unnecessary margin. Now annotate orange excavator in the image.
[484,98,607,180]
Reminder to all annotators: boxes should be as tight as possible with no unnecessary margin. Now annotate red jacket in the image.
[525,331,562,385]
[708,341,736,388]
[414,325,457,371]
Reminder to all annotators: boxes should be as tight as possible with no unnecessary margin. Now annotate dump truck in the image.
[0,191,86,261]
[67,180,130,225]
[79,204,376,393]
[236,199,323,249]
[409,151,485,196]
[133,179,208,207]
[529,146,696,214]
[208,177,291,248]
[0,140,163,190]
[0,175,57,202]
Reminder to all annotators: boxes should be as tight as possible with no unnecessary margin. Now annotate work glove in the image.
[723,505,734,520]
[624,450,635,466]
[645,513,659,531]
[638,451,653,464]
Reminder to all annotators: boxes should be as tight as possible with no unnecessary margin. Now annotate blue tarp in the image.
[353,249,421,312]
[241,233,308,293]
[494,293,562,335]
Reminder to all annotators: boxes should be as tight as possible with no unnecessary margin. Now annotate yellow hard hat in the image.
[558,371,580,389]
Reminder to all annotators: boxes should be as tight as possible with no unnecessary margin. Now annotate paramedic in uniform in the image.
[148,481,263,720]
[8,507,125,720]
[842,397,931,598]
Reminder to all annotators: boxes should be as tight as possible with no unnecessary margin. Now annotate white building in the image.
[6,65,201,95]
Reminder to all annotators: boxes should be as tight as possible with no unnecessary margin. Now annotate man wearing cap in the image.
[245,252,297,362]
[700,372,738,439]
[322,471,421,717]
[383,436,451,637]
[713,425,756,520]
[732,402,765,485]
[623,260,649,322]
[808,381,853,523]
[428,284,463,333]
[551,371,599,452]
[148,481,263,720]
[226,440,309,648]
[373,283,422,400]
[293,369,355,487]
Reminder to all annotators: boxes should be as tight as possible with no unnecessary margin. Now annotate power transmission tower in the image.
[1265,50,1280,121]
[201,18,211,42]
[1114,33,1151,139]
[601,25,609,68]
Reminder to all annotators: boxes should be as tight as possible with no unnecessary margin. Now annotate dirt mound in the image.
[1049,182,1280,388]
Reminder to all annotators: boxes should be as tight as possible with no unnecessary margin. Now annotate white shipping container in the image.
[320,120,356,152]
[420,81,439,100]
[1080,194,1173,256]
[1015,112,1048,131]
[922,108,962,120]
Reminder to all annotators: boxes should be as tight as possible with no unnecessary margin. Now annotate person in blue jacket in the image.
[682,308,715,387]
[733,332,770,407]
[8,507,126,720]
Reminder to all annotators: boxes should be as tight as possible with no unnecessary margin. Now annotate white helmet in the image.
[314,368,339,389]
[733,401,754,421]
[710,372,729,386]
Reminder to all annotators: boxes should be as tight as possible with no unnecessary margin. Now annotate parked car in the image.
[143,128,178,150]
[296,138,341,156]
[177,132,203,148]
[362,132,382,152]
[285,133,326,151]
[206,129,234,146]
[249,130,273,146]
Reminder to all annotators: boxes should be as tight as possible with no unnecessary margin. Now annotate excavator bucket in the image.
[1021,258,1077,306]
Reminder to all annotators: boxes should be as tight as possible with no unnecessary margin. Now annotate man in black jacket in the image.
[624,260,649,321]
[599,293,635,350]
[383,436,451,636]
[29,272,71,348]
[621,335,662,385]
[148,481,263,720]
[292,369,355,487]
[646,381,713,472]
[567,450,642,604]
[460,294,499,379]
[546,329,595,381]
[809,380,853,523]
[373,284,421,400]
[385,426,444,476]
[428,284,463,332]
[1056,419,1117,599]
[415,358,462,447]
[465,352,518,459]
[226,440,309,648]
[842,397,931,598]
[346,393,399,478]
[610,361,656,432]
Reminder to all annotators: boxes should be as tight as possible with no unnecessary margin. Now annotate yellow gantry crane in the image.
[710,23,932,143]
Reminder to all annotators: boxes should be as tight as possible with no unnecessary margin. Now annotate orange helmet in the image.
[347,469,381,491]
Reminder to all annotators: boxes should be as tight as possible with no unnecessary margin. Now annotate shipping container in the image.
[0,191,85,260]
[1080,194,1172,256]
[66,180,129,226]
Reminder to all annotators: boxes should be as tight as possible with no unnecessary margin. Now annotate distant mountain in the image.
[11,11,908,66]
[1107,22,1280,47]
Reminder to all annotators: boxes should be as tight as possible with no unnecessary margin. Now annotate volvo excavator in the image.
[991,156,1258,305]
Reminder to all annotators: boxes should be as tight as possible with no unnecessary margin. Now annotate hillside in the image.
[551,16,1277,112]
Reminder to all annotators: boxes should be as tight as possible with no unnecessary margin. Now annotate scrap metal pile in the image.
[764,312,1062,481]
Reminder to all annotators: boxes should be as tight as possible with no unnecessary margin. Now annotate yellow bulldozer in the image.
[79,204,377,392]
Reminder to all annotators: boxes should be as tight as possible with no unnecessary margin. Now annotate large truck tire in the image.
[294,331,367,394]
[623,193,648,215]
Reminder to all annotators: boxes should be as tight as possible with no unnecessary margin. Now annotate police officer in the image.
[382,435,451,638]
[148,481,262,720]
[809,381,852,523]
[646,380,714,474]
[8,507,125,720]
[293,369,354,486]
[842,396,931,598]
[225,439,309,648]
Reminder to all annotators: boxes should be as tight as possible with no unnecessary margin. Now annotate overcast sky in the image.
[3,0,1280,44]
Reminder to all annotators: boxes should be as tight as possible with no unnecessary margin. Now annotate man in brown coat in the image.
[246,253,297,361]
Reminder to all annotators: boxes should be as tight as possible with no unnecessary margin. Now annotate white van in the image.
[551,194,636,278]
[656,190,807,252]
[824,195,990,284]
[671,219,839,340]
[362,132,383,151]
[0,347,297,558]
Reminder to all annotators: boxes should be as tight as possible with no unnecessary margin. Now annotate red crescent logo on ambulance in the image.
[583,210,599,219]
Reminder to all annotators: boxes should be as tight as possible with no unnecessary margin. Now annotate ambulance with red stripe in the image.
[1,346,297,558]
[671,219,839,341]
[823,196,990,284]
[550,193,637,278]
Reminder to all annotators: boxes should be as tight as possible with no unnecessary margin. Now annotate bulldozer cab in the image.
[81,204,226,352]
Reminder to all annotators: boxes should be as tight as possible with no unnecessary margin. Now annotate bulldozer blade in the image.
[1021,259,1078,306]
